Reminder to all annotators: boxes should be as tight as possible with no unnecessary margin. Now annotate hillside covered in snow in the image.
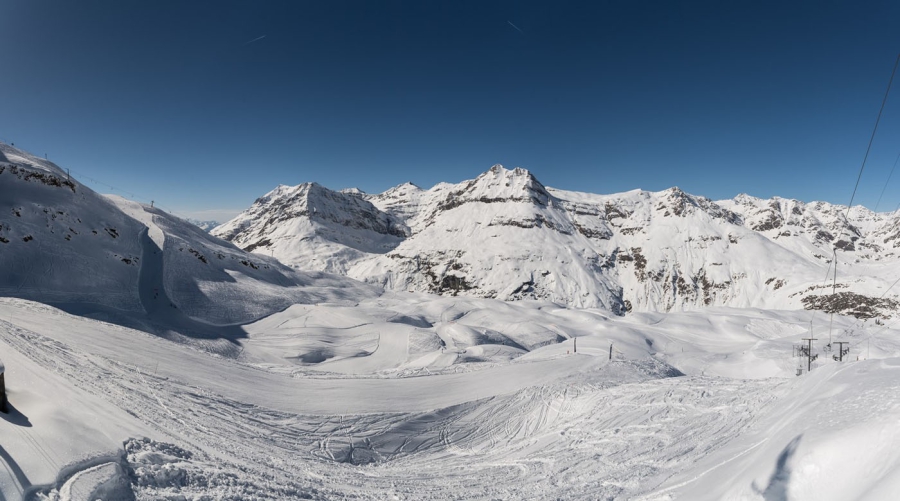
[0,143,374,353]
[215,164,900,319]
[3,142,900,500]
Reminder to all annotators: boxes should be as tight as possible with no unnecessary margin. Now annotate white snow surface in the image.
[2,292,900,499]
[3,143,900,499]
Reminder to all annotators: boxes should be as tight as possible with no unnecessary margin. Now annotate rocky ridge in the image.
[213,165,900,318]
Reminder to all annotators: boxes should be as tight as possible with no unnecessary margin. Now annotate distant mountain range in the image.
[3,139,897,322]
[186,219,221,232]
[213,164,900,318]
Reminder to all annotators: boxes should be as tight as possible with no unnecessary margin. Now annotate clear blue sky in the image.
[3,1,900,221]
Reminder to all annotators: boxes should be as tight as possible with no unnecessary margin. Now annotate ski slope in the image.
[3,296,900,500]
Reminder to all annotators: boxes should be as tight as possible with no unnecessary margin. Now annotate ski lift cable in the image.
[873,150,900,212]
[805,54,899,358]
[879,274,900,299]
[862,247,900,303]
[828,53,899,328]
[65,167,182,217]
[844,52,900,219]
[807,247,838,331]
[849,316,899,353]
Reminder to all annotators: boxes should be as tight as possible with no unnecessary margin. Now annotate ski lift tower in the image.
[0,356,6,413]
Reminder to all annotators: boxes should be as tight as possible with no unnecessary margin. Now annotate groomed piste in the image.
[2,295,900,500]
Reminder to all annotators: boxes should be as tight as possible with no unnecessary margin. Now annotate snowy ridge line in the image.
[214,163,900,317]
[59,159,186,220]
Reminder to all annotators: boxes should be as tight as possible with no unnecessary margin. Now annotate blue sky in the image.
[3,1,900,221]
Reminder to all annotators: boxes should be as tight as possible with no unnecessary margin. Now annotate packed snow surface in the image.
[2,295,900,500]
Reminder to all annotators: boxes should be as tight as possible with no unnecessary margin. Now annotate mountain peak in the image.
[484,164,531,178]
[431,164,552,210]
[381,181,423,196]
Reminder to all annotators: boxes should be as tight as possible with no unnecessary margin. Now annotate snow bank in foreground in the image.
[654,358,900,501]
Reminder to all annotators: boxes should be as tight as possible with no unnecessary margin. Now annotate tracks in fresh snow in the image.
[0,311,790,499]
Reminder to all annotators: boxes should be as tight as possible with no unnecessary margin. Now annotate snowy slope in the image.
[216,165,900,317]
[2,295,899,500]
[0,143,375,347]
[0,143,146,312]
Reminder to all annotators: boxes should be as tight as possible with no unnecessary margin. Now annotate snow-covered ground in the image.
[3,142,900,500]
[2,295,900,500]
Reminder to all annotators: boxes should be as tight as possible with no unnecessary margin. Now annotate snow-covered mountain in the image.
[186,218,221,232]
[215,165,900,317]
[213,182,408,274]
[0,143,373,347]
[6,142,900,500]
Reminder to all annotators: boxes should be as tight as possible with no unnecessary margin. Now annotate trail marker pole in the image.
[609,343,613,361]
[573,337,577,353]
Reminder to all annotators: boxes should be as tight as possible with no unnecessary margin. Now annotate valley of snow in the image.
[2,142,900,500]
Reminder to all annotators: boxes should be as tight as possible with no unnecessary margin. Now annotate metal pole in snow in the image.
[574,337,576,353]
[802,337,817,372]
[0,371,7,414]
[609,343,613,360]
[834,342,848,362]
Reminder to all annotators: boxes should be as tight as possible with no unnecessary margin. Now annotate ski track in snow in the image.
[0,308,795,500]
[2,296,900,499]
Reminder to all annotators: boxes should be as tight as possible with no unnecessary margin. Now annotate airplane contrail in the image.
[243,35,267,46]
[507,21,524,34]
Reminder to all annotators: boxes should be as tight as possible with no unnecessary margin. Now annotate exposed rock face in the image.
[802,292,899,319]
[216,165,900,317]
